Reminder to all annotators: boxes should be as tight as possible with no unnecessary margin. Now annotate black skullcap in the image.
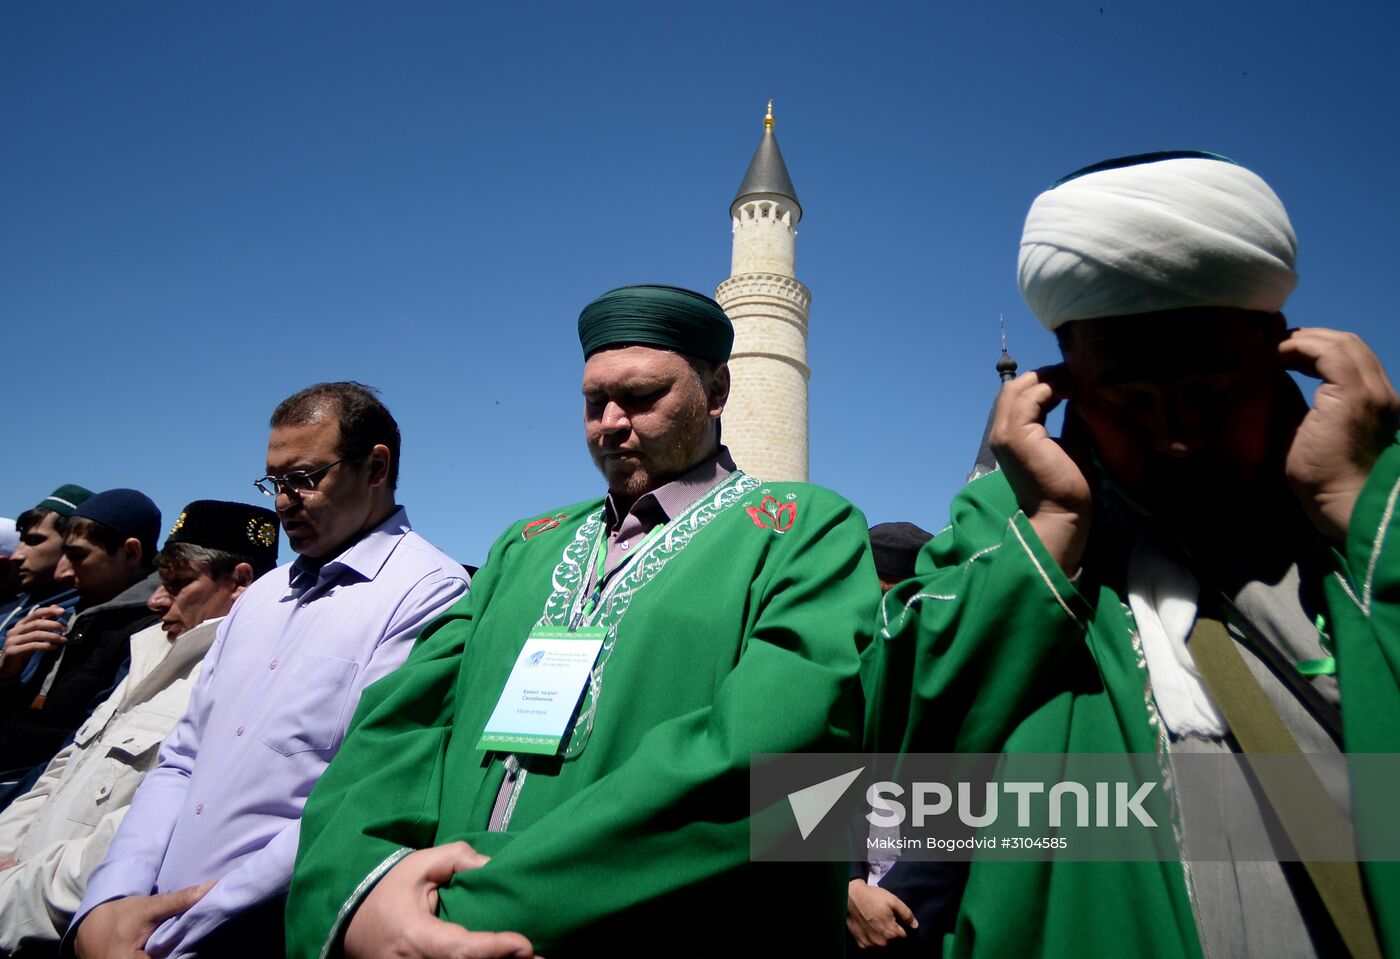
[578,285,734,363]
[165,500,280,570]
[869,521,934,583]
[73,489,161,559]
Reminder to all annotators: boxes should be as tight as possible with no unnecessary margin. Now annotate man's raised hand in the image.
[0,606,68,680]
[989,366,1094,573]
[1279,328,1400,541]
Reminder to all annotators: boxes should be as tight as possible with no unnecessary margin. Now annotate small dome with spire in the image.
[996,315,1018,381]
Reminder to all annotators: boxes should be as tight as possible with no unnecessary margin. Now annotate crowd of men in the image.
[0,150,1395,958]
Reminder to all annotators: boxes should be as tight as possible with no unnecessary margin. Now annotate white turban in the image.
[1018,154,1299,331]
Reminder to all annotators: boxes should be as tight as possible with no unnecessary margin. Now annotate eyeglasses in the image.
[254,459,347,497]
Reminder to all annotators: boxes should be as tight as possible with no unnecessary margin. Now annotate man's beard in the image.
[593,396,713,502]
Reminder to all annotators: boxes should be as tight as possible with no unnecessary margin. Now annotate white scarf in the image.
[1127,532,1227,739]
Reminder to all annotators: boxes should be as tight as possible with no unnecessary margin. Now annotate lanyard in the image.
[571,523,667,629]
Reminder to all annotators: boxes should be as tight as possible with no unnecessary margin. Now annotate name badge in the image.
[477,626,606,755]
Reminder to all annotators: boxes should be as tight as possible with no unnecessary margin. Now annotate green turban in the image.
[578,285,734,363]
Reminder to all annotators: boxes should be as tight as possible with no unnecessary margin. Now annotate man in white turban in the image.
[864,152,1400,958]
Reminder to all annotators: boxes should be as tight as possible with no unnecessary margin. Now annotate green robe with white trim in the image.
[863,443,1400,958]
[286,474,878,958]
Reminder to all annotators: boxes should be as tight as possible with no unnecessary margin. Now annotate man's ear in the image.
[365,444,392,488]
[1055,323,1077,359]
[708,363,731,418]
[230,562,255,595]
[122,538,143,568]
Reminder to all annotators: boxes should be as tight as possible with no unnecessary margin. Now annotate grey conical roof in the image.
[731,126,801,220]
[967,343,1019,483]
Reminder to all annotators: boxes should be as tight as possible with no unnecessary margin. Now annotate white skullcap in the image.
[0,518,16,558]
[1018,153,1298,331]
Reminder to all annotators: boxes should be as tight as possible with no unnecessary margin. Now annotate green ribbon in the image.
[1296,612,1336,677]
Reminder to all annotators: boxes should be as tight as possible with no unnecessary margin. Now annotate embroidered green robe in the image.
[863,442,1400,958]
[286,475,878,957]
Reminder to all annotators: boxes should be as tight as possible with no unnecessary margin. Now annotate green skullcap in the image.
[578,285,734,363]
[37,484,93,518]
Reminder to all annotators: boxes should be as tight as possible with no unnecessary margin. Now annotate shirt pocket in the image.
[101,721,170,762]
[72,714,107,750]
[258,654,360,756]
[69,722,172,826]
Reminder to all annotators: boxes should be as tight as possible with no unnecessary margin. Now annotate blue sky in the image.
[4,1,1397,564]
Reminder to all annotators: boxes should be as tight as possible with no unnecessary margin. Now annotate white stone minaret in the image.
[715,101,811,482]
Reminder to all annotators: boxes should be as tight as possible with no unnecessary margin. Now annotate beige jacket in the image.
[0,617,221,950]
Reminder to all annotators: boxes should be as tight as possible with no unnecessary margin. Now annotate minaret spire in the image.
[730,100,801,220]
[996,314,1019,382]
[969,317,1020,481]
[716,103,812,482]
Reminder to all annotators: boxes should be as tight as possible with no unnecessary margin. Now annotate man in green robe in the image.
[287,284,878,958]
[865,152,1400,957]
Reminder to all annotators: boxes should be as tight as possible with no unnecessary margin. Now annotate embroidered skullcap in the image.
[36,484,93,518]
[73,489,161,560]
[164,500,280,572]
[1018,151,1298,331]
[578,285,734,363]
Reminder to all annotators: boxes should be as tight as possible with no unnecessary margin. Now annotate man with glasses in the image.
[71,382,467,959]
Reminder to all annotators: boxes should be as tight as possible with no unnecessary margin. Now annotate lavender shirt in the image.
[74,507,467,958]
[486,447,737,832]
[599,447,736,576]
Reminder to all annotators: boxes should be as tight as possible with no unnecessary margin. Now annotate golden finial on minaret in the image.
[764,99,775,132]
